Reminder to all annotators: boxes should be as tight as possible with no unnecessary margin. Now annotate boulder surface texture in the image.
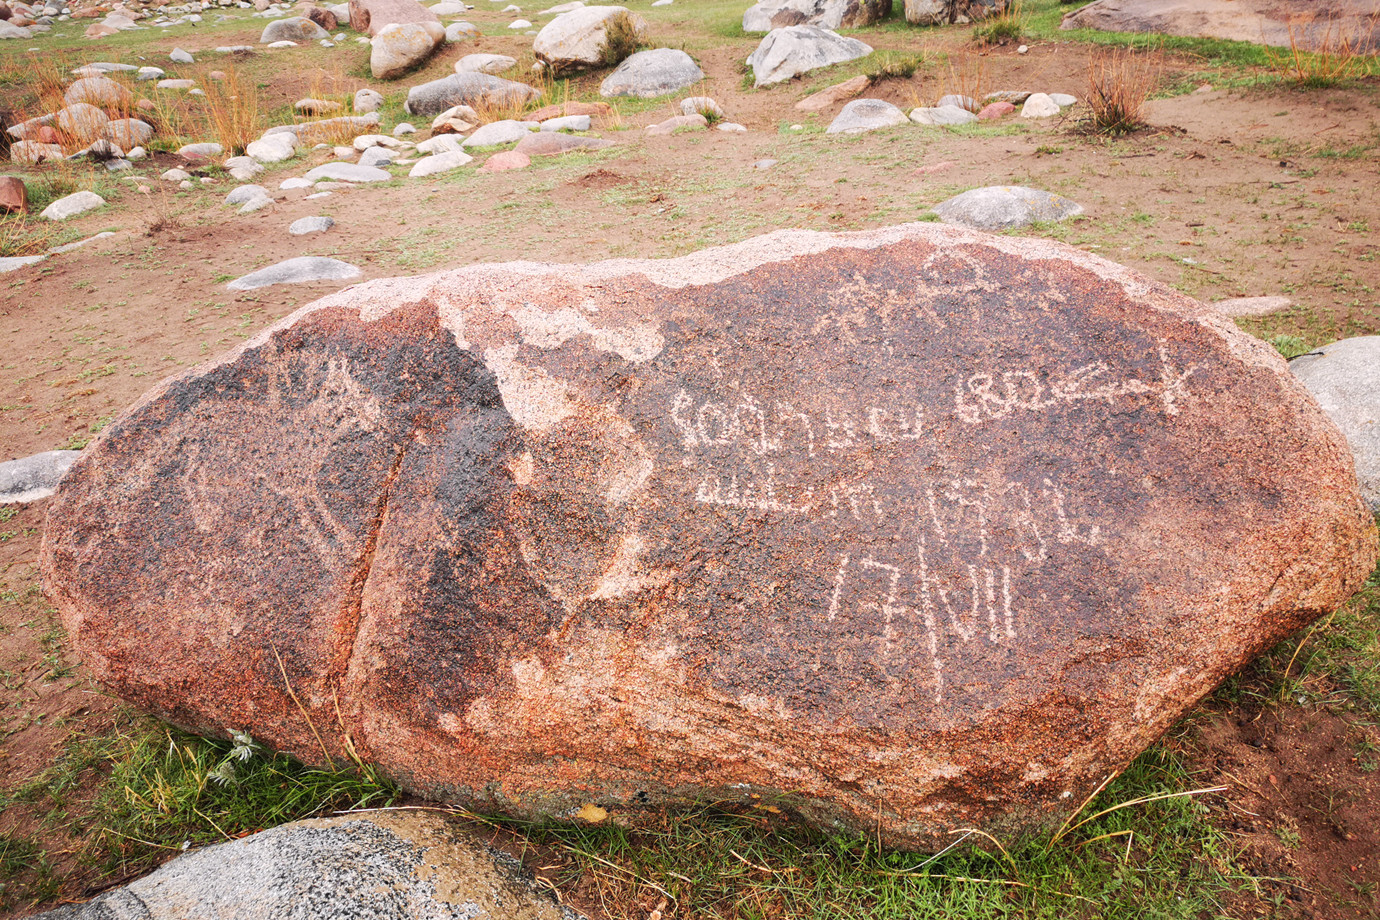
[743,0,892,31]
[32,811,579,920]
[43,223,1377,850]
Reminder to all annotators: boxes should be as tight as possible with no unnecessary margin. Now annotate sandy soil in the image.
[2,4,1379,917]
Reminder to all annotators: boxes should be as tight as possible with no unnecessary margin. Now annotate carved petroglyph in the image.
[823,546,1020,703]
[178,354,388,570]
[954,344,1198,424]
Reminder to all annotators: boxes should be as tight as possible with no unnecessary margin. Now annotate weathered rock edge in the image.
[41,223,1378,850]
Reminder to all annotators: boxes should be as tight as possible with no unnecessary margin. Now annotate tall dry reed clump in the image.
[1266,13,1373,87]
[199,66,261,155]
[1086,47,1160,135]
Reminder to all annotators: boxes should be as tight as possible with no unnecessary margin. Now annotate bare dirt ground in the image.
[2,3,1380,918]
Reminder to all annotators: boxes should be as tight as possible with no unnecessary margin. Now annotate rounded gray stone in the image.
[260,15,328,42]
[403,72,541,117]
[746,24,872,87]
[539,114,590,132]
[1291,335,1380,510]
[225,184,269,205]
[598,47,704,98]
[909,104,976,126]
[289,215,335,235]
[358,146,395,168]
[302,162,393,182]
[933,186,1084,231]
[462,119,532,148]
[41,190,105,220]
[27,811,578,920]
[0,450,81,503]
[826,98,909,135]
[226,256,361,290]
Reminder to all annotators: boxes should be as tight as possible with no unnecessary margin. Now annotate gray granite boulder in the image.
[0,450,80,503]
[64,75,133,108]
[289,216,335,235]
[408,149,474,176]
[260,16,329,43]
[905,0,1006,25]
[746,25,872,87]
[105,118,155,148]
[598,48,704,98]
[1291,336,1380,510]
[456,53,518,74]
[404,72,541,116]
[371,20,445,79]
[463,119,533,147]
[827,98,909,134]
[31,811,580,920]
[303,162,393,182]
[533,5,645,73]
[909,104,976,125]
[933,186,1083,230]
[744,0,891,31]
[41,191,105,221]
[226,256,362,290]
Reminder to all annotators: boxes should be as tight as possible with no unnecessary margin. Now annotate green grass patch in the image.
[10,714,398,888]
[503,746,1247,920]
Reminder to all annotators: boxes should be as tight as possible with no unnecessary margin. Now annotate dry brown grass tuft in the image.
[938,54,989,112]
[201,67,262,155]
[1086,47,1160,135]
[1266,13,1374,87]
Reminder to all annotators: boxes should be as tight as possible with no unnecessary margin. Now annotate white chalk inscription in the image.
[666,345,1195,702]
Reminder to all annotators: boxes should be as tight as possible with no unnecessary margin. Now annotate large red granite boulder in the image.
[1062,0,1380,54]
[42,224,1377,849]
[348,0,438,37]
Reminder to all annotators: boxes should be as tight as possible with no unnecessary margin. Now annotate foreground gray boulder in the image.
[226,256,362,290]
[44,223,1377,850]
[0,450,80,503]
[33,812,580,920]
[746,25,872,87]
[1291,336,1380,510]
[933,186,1083,230]
[598,48,704,98]
[744,0,892,31]
[404,72,542,116]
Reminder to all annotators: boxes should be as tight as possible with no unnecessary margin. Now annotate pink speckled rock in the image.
[480,151,531,172]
